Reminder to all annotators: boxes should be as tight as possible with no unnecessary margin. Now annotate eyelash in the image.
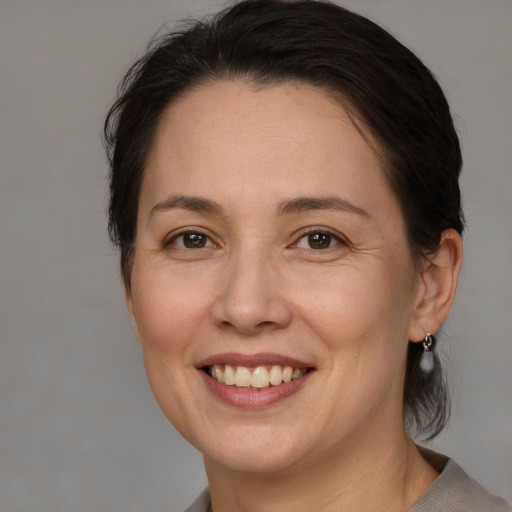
[164,230,217,250]
[293,228,347,251]
[163,228,348,252]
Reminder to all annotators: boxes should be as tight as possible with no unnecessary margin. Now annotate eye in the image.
[296,231,342,250]
[167,231,214,249]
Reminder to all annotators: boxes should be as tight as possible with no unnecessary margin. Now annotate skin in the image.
[126,81,463,511]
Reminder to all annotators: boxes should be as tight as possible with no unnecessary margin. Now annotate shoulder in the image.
[410,448,511,512]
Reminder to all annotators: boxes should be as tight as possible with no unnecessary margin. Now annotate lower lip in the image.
[200,370,313,409]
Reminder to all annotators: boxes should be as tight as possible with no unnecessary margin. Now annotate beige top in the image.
[184,449,510,512]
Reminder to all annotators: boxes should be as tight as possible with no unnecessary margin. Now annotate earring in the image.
[419,333,436,373]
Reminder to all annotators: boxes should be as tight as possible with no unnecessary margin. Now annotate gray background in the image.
[1,0,510,510]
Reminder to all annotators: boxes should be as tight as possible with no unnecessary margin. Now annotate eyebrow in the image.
[148,195,223,222]
[147,194,369,222]
[277,196,369,218]
[149,196,222,217]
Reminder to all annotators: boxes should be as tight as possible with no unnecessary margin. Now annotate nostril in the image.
[217,318,284,335]
[256,321,274,328]
[219,320,234,329]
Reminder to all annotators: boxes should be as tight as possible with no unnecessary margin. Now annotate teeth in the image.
[234,366,252,387]
[212,364,224,383]
[251,366,270,388]
[223,364,236,385]
[209,364,307,388]
[292,368,303,380]
[282,366,293,383]
[269,365,283,386]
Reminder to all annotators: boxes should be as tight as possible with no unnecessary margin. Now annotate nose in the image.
[212,250,292,335]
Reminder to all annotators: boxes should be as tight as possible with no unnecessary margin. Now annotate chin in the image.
[198,423,312,475]
[207,444,305,475]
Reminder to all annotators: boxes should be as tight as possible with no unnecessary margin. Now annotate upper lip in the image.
[196,352,314,369]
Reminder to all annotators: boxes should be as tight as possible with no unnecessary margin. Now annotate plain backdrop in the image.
[1,1,511,510]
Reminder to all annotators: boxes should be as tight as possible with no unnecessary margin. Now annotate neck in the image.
[204,429,438,512]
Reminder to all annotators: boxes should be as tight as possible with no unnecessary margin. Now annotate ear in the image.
[408,229,463,342]
[125,286,142,342]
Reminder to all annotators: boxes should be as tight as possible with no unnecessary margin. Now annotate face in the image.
[127,81,425,475]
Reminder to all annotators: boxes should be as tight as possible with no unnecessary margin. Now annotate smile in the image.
[207,364,308,389]
[197,353,315,408]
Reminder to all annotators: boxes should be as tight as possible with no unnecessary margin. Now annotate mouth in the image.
[204,364,310,389]
[197,353,315,408]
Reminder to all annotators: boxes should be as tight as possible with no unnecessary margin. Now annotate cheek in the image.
[293,261,415,347]
[291,258,418,420]
[130,263,214,355]
[129,265,214,444]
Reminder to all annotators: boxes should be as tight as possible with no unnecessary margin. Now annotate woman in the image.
[104,1,510,510]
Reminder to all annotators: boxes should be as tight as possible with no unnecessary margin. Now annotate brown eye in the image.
[170,232,213,249]
[296,231,342,250]
[183,233,207,248]
[308,233,331,249]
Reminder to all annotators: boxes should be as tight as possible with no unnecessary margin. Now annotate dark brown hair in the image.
[104,0,463,438]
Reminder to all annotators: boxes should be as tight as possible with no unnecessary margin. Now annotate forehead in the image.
[141,80,393,216]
